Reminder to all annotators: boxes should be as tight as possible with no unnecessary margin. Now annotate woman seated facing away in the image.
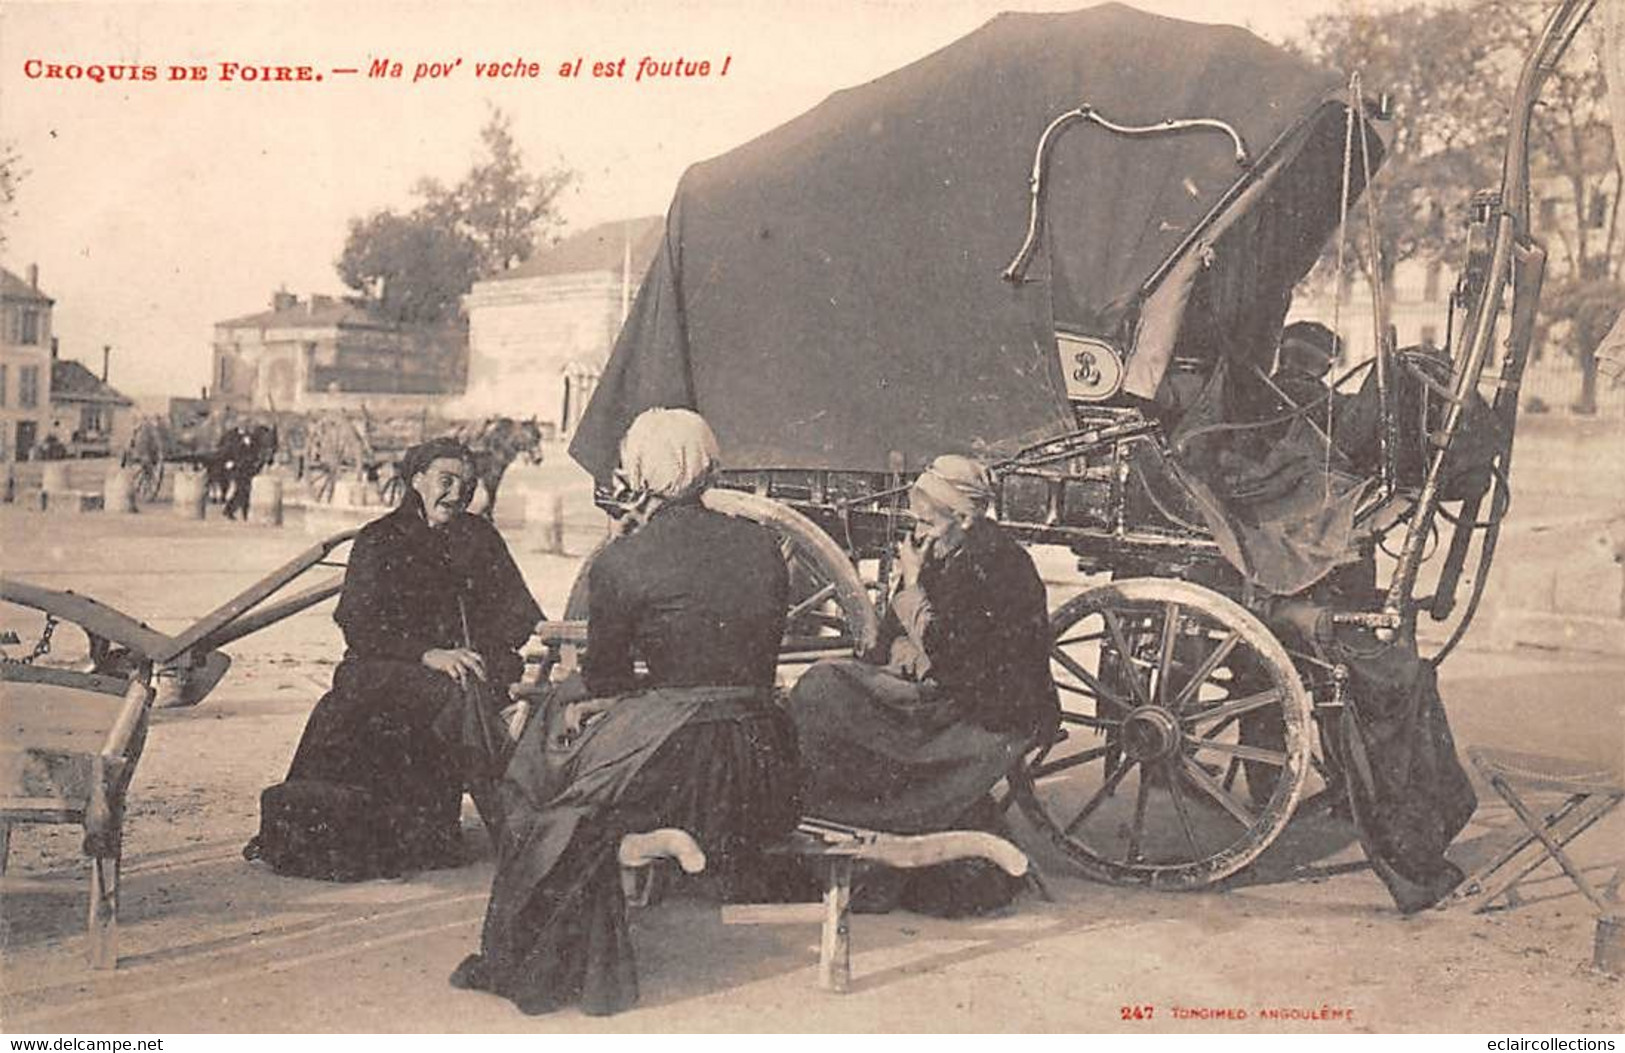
[789,455,1059,916]
[247,437,543,880]
[451,408,800,1017]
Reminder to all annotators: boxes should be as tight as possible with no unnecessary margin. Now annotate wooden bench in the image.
[619,819,1029,993]
[0,665,156,968]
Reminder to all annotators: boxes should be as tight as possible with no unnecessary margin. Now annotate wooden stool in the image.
[1456,746,1624,913]
[724,818,1030,992]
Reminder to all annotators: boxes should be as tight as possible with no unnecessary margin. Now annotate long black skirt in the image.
[788,659,1030,916]
[259,657,502,876]
[455,690,799,1016]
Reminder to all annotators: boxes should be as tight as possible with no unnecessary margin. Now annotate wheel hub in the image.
[1121,705,1182,762]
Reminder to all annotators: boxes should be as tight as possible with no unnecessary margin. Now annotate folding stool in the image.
[1457,746,1624,912]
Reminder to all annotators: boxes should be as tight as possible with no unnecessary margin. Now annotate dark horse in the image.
[453,417,545,520]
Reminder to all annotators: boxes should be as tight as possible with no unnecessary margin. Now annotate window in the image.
[6,307,41,345]
[1539,196,1561,228]
[1588,191,1610,230]
[0,363,7,407]
[18,365,39,408]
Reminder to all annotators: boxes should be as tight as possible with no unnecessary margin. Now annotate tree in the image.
[1484,0,1622,413]
[0,140,25,253]
[1300,0,1622,413]
[336,210,480,325]
[1297,4,1508,295]
[336,108,573,324]
[445,109,571,275]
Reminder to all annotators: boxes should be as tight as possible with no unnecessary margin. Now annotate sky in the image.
[0,0,1404,398]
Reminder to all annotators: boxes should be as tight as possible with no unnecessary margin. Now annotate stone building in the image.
[0,264,54,461]
[461,216,663,435]
[47,345,136,458]
[212,292,465,416]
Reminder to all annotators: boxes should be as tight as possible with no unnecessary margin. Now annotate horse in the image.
[449,417,544,520]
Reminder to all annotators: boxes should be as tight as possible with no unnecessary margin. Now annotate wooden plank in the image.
[0,665,128,698]
[0,580,171,660]
[719,903,825,925]
[0,802,84,823]
[160,530,359,660]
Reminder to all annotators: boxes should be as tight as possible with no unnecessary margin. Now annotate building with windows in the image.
[1,264,54,461]
[47,345,136,458]
[212,292,465,416]
[461,216,663,436]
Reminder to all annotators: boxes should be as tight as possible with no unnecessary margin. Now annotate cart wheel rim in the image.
[560,491,881,664]
[1015,577,1311,889]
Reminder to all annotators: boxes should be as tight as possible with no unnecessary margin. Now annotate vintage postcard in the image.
[1,0,1622,1037]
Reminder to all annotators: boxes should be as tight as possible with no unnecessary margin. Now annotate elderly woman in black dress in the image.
[248,437,542,879]
[789,454,1058,915]
[451,408,799,1017]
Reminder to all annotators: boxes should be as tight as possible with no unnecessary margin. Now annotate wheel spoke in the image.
[1154,602,1181,706]
[1051,646,1132,711]
[1102,610,1152,707]
[1054,631,1107,648]
[1183,688,1282,729]
[1063,759,1137,837]
[1060,710,1121,731]
[1189,738,1288,767]
[1030,742,1115,781]
[1170,631,1242,714]
[785,582,838,623]
[1180,757,1258,829]
[1166,761,1203,860]
[1125,771,1152,865]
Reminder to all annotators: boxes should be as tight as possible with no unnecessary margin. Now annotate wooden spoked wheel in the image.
[560,490,880,663]
[132,460,163,502]
[702,489,879,662]
[1011,577,1311,889]
[380,465,407,508]
[304,461,338,504]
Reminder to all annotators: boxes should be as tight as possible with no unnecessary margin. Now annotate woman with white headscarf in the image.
[451,408,799,1017]
[789,454,1058,916]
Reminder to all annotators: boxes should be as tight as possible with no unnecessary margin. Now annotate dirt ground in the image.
[1,484,1622,1034]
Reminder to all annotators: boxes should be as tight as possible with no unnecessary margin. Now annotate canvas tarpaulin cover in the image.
[571,3,1362,478]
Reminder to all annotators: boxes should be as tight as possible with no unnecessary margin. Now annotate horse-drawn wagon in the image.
[121,398,278,504]
[563,1,1587,892]
[296,409,544,517]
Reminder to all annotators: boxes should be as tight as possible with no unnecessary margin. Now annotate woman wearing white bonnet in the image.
[614,406,722,512]
[788,451,1058,917]
[453,406,799,1017]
